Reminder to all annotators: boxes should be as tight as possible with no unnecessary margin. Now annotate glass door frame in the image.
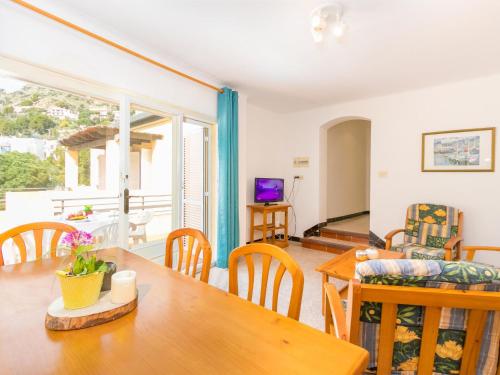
[117,95,130,249]
[119,102,182,249]
[117,104,214,250]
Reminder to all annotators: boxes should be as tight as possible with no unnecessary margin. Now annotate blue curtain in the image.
[217,87,239,268]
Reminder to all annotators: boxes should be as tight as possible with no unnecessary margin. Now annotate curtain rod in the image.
[10,0,224,93]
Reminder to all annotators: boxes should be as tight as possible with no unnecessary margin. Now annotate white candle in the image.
[111,270,137,304]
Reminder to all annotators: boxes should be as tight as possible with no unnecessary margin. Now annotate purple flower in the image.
[62,230,94,249]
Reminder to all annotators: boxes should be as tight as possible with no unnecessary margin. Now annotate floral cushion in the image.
[392,243,457,260]
[355,259,500,375]
[403,204,460,248]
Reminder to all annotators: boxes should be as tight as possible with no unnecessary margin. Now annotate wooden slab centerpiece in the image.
[45,290,137,331]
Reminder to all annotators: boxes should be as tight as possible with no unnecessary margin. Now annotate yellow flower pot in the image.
[56,271,105,310]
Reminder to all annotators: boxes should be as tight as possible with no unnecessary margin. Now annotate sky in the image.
[0,75,26,93]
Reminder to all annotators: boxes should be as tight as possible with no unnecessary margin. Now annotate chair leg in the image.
[444,248,452,261]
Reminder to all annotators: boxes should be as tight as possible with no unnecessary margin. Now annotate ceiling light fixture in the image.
[310,2,346,43]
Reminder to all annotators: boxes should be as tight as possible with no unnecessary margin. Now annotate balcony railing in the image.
[52,194,172,216]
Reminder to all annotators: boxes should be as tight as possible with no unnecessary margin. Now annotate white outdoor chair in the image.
[129,210,154,245]
[91,222,119,250]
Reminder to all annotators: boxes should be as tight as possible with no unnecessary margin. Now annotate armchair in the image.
[463,245,500,262]
[385,203,463,260]
[324,259,500,375]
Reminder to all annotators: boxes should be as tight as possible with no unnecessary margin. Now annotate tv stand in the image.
[247,203,291,248]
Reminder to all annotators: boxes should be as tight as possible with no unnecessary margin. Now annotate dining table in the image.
[0,247,369,374]
[53,212,119,233]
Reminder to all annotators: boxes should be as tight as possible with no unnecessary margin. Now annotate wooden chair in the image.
[0,221,76,266]
[165,228,212,283]
[324,270,500,374]
[324,283,349,341]
[228,243,304,320]
[463,245,500,262]
[385,203,464,260]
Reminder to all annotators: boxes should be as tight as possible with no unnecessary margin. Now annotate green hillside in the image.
[0,81,117,200]
[0,82,118,139]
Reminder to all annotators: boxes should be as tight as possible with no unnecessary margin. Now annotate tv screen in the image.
[254,178,284,203]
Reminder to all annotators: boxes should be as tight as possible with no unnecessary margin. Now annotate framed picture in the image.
[422,127,496,172]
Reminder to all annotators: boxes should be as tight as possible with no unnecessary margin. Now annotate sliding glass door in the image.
[0,71,213,261]
[118,108,212,258]
[124,104,174,254]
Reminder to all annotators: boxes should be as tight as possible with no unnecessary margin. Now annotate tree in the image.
[20,99,33,106]
[0,150,66,191]
[31,93,40,103]
[0,116,18,136]
[56,100,70,109]
[2,106,14,115]
[45,147,65,187]
[0,152,52,189]
[2,110,58,137]
[77,107,94,126]
[78,148,90,186]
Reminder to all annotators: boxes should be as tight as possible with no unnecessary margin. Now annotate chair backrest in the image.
[228,243,304,320]
[404,203,463,249]
[0,221,77,266]
[165,228,212,283]
[345,259,500,375]
[129,210,153,226]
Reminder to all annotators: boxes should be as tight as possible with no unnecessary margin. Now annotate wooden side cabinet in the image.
[247,204,290,248]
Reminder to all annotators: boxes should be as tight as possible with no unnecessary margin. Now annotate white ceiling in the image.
[33,0,500,112]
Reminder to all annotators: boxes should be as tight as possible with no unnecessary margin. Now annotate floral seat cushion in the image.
[355,259,500,375]
[391,243,458,260]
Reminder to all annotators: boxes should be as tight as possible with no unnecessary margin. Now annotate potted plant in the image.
[83,205,93,216]
[56,231,108,309]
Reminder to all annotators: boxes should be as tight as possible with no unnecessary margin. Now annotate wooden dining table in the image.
[0,248,368,374]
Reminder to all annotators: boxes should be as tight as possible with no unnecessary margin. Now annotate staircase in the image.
[301,227,369,254]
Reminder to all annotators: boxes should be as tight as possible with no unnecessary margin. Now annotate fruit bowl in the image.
[66,211,89,221]
[68,216,87,221]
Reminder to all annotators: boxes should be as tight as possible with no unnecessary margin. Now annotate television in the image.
[254,178,284,205]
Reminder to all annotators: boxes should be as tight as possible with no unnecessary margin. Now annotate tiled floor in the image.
[131,239,166,265]
[133,240,341,330]
[209,242,341,330]
[326,214,369,233]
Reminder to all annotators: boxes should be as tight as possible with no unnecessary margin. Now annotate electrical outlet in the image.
[293,157,309,168]
[294,175,303,180]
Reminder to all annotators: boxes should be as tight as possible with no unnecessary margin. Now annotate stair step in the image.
[301,236,367,254]
[320,227,369,244]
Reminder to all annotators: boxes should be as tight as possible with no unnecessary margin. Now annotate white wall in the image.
[326,120,370,218]
[247,74,500,265]
[245,104,302,241]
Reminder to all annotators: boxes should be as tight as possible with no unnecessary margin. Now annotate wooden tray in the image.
[45,290,137,331]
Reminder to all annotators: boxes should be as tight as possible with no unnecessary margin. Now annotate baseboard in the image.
[369,231,386,248]
[303,211,369,238]
[326,210,370,224]
[246,234,302,244]
[303,221,327,238]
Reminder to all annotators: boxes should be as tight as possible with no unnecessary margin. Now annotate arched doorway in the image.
[308,116,372,250]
